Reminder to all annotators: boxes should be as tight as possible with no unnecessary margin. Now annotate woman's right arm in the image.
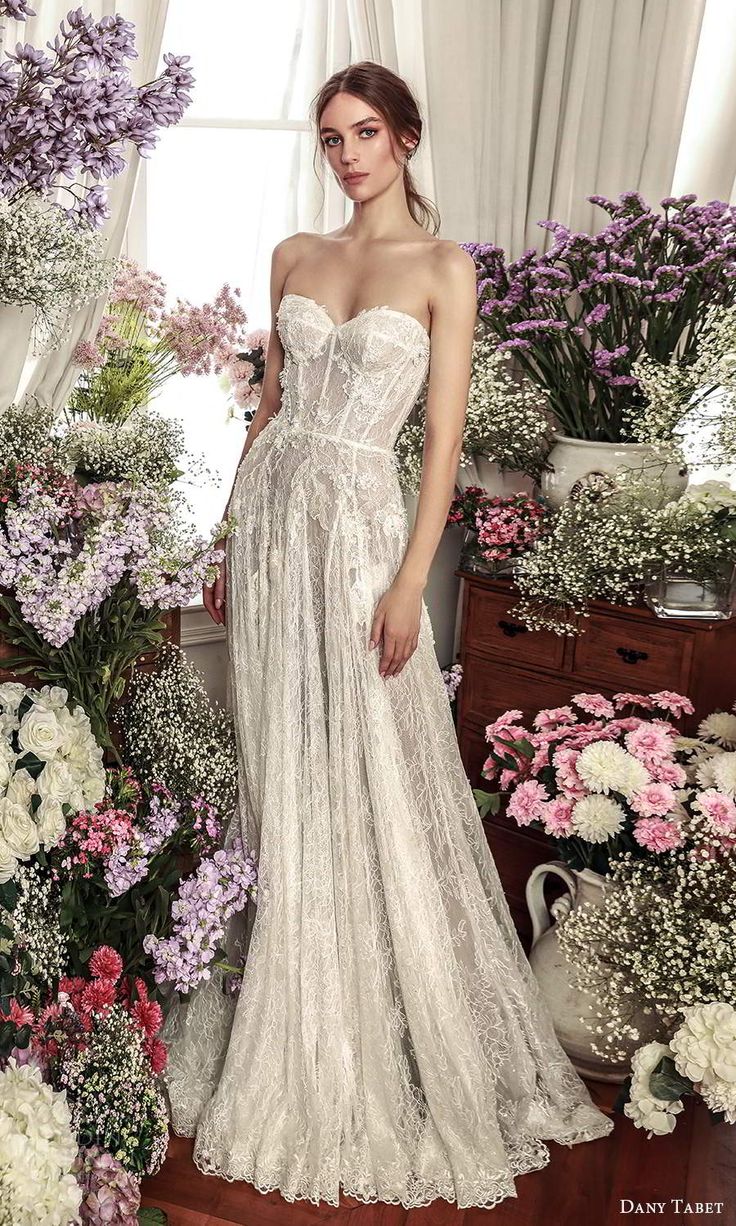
[203,235,297,625]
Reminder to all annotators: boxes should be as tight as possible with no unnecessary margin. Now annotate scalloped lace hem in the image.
[170,1115,612,1211]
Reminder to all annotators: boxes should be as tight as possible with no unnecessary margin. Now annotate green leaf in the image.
[649,1056,692,1102]
[473,787,502,817]
[138,1208,169,1225]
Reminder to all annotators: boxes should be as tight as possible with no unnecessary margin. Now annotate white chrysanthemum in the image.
[0,1057,82,1226]
[669,1002,736,1086]
[698,712,736,748]
[700,1076,736,1123]
[711,753,736,799]
[571,794,627,842]
[576,741,650,798]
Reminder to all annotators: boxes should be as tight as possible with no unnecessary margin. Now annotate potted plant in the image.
[447,486,550,576]
[463,192,736,504]
[475,687,717,1080]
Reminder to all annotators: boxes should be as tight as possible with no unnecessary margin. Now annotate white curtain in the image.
[421,0,709,248]
[4,0,170,413]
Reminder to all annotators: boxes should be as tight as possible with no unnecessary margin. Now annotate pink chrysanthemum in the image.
[630,781,677,818]
[507,779,550,826]
[571,693,615,718]
[533,705,577,730]
[695,789,736,833]
[649,690,695,717]
[633,817,685,852]
[542,797,574,836]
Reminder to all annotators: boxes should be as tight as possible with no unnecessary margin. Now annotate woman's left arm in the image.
[368,242,478,678]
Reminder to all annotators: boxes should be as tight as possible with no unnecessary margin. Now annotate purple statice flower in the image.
[143,838,257,994]
[463,190,736,441]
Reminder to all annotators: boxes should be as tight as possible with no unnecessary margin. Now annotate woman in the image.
[162,60,614,1210]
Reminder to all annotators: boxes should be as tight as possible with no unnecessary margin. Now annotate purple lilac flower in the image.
[0,8,194,225]
[143,838,257,993]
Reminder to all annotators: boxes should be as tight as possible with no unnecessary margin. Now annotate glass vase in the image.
[643,560,736,620]
[459,528,515,577]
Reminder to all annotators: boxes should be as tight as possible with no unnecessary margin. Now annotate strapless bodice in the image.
[273,293,430,455]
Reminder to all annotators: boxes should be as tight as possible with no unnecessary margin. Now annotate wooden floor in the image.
[141,1079,736,1226]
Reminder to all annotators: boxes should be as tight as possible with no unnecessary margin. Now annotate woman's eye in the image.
[324,127,377,147]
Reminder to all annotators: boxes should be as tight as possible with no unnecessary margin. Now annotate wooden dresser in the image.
[455,568,736,943]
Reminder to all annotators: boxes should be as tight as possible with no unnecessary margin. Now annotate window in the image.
[134,0,348,563]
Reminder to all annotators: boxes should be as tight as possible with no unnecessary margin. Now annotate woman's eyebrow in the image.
[319,115,381,134]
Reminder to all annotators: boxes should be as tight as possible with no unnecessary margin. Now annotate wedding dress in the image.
[161,291,614,1210]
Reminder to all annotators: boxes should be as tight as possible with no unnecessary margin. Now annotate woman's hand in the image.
[203,536,227,626]
[368,574,424,678]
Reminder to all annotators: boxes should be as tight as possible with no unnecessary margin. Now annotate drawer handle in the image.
[616,646,649,665]
[498,619,529,638]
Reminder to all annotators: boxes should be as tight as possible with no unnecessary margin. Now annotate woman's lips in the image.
[344,173,368,183]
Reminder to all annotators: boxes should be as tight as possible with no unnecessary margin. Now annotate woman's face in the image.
[318,90,412,200]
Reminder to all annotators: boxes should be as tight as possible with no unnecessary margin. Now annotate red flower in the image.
[80,977,117,1014]
[131,998,163,1039]
[0,998,34,1027]
[89,945,124,982]
[144,1036,168,1074]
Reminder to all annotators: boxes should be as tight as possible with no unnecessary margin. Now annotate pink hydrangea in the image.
[630,782,677,818]
[695,789,736,833]
[507,779,550,827]
[571,692,615,718]
[633,818,685,852]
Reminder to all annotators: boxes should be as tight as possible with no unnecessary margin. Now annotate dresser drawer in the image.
[571,612,694,691]
[466,584,566,670]
[461,656,590,730]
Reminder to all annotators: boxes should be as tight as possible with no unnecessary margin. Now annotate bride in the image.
[161,59,614,1211]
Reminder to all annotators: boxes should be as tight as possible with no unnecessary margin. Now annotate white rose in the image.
[5,768,36,808]
[623,1091,684,1136]
[0,837,18,884]
[0,710,19,738]
[0,798,40,860]
[0,754,13,793]
[0,681,27,711]
[36,760,74,804]
[33,685,69,711]
[35,797,66,848]
[81,767,106,807]
[17,707,64,762]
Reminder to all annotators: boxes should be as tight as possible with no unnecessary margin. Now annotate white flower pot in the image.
[0,303,34,412]
[541,433,688,508]
[473,454,535,498]
[525,860,660,1082]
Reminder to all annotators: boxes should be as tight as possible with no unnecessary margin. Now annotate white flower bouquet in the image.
[624,1003,736,1137]
[475,688,716,874]
[0,682,105,883]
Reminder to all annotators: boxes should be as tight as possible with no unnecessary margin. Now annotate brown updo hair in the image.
[310,61,440,235]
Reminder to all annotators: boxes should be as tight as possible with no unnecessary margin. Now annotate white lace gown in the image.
[161,292,614,1210]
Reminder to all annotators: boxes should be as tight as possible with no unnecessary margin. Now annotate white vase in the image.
[541,433,688,508]
[473,454,535,497]
[0,303,34,413]
[525,860,659,1082]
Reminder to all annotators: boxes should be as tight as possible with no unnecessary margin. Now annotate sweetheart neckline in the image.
[278,292,431,346]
